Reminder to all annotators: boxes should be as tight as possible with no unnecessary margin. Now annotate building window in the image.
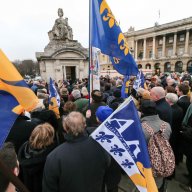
[167,48,173,56]
[158,39,163,45]
[175,61,183,73]
[138,52,143,59]
[178,47,184,56]
[179,34,185,42]
[158,49,162,58]
[164,62,171,72]
[149,50,152,58]
[168,37,173,43]
[145,64,151,69]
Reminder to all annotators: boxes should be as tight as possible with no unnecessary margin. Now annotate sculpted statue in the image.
[49,8,73,41]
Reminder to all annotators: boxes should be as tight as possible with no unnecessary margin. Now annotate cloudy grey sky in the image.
[0,0,192,61]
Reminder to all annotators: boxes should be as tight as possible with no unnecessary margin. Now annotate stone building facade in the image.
[100,17,192,75]
[36,8,88,82]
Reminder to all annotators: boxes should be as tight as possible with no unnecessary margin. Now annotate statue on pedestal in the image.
[48,8,73,41]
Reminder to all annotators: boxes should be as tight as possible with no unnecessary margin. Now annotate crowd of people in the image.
[0,71,192,192]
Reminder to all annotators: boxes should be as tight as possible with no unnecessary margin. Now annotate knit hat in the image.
[71,89,81,100]
[96,106,113,123]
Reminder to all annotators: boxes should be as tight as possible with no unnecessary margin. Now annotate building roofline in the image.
[124,16,192,37]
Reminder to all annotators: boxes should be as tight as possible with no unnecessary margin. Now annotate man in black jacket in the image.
[150,86,172,126]
[176,84,190,116]
[42,112,110,192]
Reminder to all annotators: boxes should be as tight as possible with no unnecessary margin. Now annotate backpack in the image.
[142,122,175,177]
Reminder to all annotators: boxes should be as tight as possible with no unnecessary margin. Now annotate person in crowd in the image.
[165,93,183,166]
[31,81,40,95]
[31,109,59,131]
[150,86,172,126]
[176,83,190,116]
[165,86,176,94]
[0,142,19,192]
[86,90,106,127]
[167,78,176,88]
[109,89,124,111]
[6,113,37,154]
[63,101,77,116]
[71,89,89,114]
[81,86,89,99]
[95,106,122,192]
[137,88,150,107]
[60,87,69,102]
[18,123,56,192]
[116,79,123,91]
[140,100,172,191]
[42,112,110,192]
[103,83,112,102]
[180,103,192,191]
[144,77,151,90]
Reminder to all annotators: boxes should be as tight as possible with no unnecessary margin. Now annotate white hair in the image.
[165,93,178,104]
[151,87,165,99]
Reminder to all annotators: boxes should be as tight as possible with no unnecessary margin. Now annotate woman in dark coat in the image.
[18,123,57,192]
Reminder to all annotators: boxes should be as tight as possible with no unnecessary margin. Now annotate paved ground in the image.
[118,158,190,192]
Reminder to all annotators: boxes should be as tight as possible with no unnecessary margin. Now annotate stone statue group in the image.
[49,8,73,41]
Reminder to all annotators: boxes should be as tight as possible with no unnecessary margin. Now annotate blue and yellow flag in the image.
[0,50,38,111]
[0,91,23,148]
[49,78,60,119]
[91,97,158,192]
[91,0,138,76]
[0,50,38,148]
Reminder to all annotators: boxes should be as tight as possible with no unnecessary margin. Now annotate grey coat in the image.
[141,114,172,189]
[141,115,172,143]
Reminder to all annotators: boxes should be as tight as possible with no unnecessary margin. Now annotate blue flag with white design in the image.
[91,0,138,76]
[49,78,60,107]
[91,96,158,192]
[49,78,60,119]
[133,70,145,92]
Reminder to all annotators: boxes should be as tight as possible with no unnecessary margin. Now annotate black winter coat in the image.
[18,142,56,192]
[155,98,172,126]
[42,133,110,192]
[6,115,37,154]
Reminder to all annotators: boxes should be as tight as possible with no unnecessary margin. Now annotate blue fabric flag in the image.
[121,76,129,99]
[0,91,21,149]
[91,97,158,191]
[91,0,138,76]
[49,78,60,119]
[133,70,145,92]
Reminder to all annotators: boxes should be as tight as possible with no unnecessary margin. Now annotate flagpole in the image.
[88,0,92,106]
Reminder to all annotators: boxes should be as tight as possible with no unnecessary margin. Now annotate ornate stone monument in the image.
[36,8,88,82]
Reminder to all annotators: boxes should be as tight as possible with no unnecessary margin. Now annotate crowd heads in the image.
[63,112,86,136]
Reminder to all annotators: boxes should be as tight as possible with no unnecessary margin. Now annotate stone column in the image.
[162,35,166,58]
[143,38,146,60]
[184,29,190,56]
[135,40,138,60]
[63,65,66,80]
[76,65,79,79]
[152,36,156,59]
[172,32,177,57]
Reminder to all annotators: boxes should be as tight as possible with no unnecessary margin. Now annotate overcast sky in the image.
[0,0,192,61]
